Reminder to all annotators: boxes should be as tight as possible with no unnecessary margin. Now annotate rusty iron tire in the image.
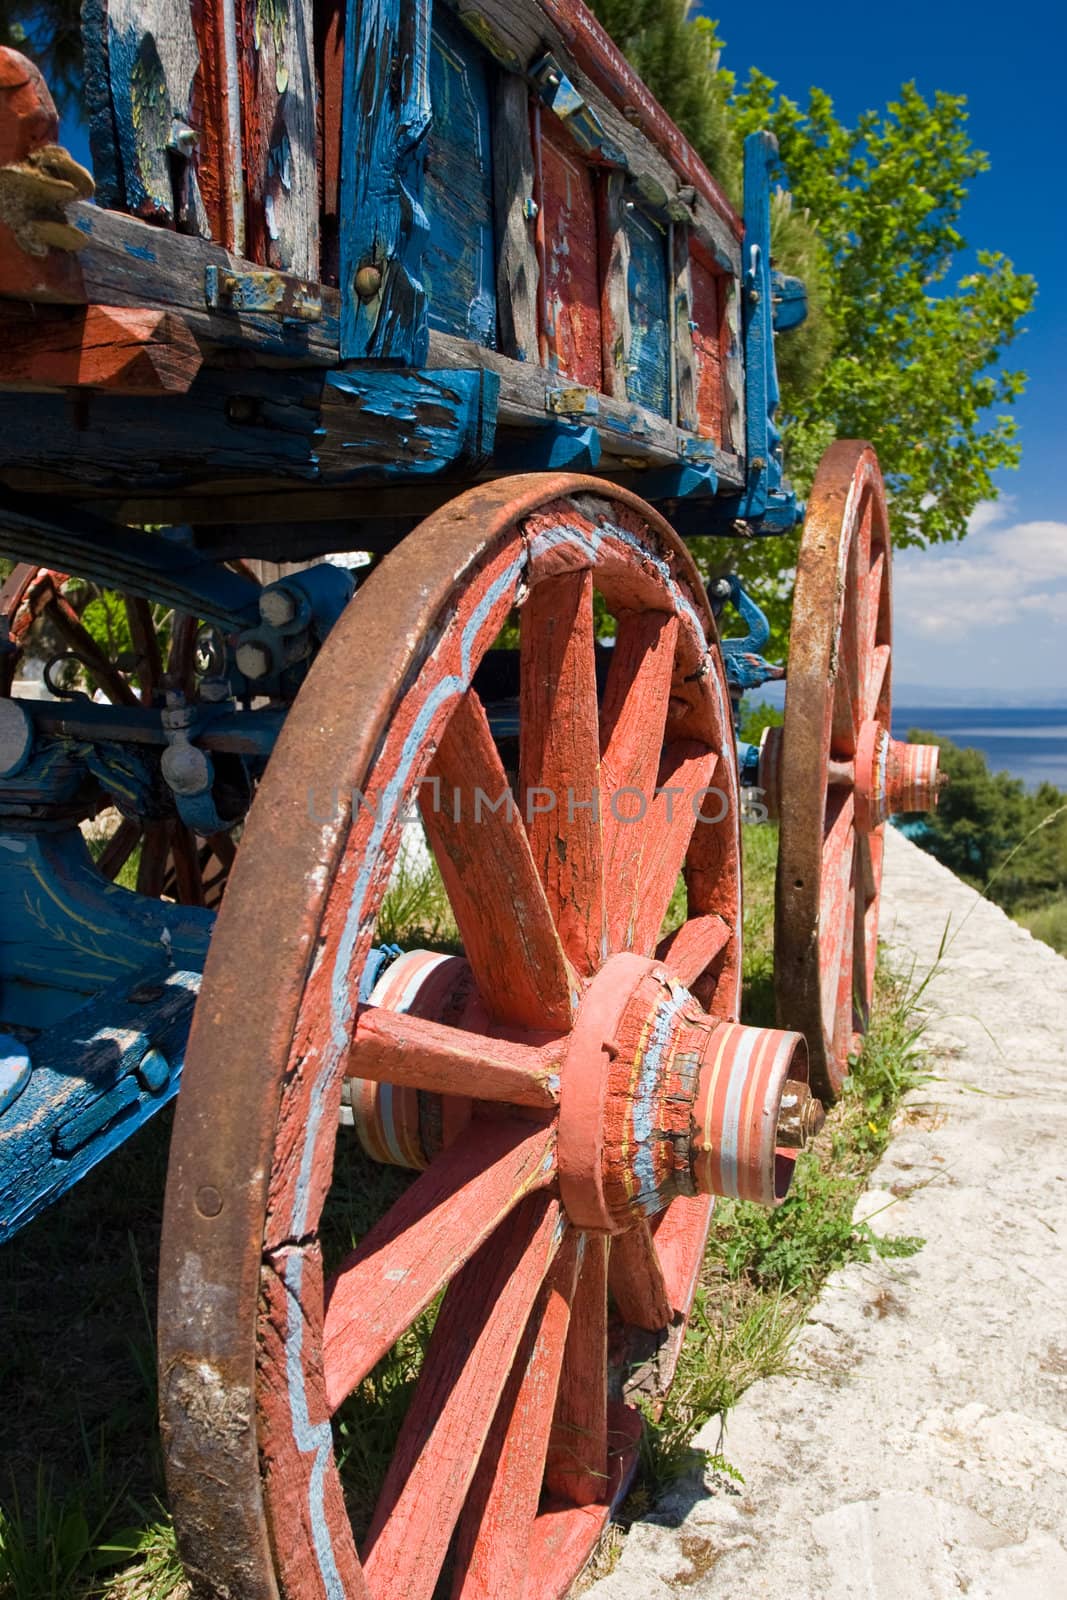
[156,474,798,1600]
[773,441,893,1100]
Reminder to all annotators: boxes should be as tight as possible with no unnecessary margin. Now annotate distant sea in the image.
[892,707,1067,792]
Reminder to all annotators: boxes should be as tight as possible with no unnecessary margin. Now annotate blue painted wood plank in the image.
[339,0,433,361]
[423,7,497,346]
[624,203,671,419]
[0,965,200,1242]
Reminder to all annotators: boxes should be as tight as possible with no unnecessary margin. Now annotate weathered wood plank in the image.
[0,304,202,394]
[536,107,602,387]
[339,0,432,361]
[428,328,744,485]
[624,200,671,419]
[0,362,499,494]
[190,0,246,251]
[493,74,539,363]
[238,0,319,276]
[5,200,342,361]
[423,6,496,345]
[598,172,630,402]
[450,0,742,275]
[96,0,210,231]
[689,240,726,443]
[672,225,699,434]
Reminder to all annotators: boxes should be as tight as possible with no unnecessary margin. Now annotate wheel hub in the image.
[558,953,816,1231]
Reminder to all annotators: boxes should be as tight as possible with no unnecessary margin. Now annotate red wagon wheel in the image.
[159,475,818,1600]
[766,441,940,1100]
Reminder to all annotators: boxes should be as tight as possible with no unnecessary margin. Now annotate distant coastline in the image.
[890,706,1067,792]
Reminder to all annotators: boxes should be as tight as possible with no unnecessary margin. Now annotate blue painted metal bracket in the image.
[715,575,785,698]
[340,0,433,361]
[771,269,807,332]
[530,53,627,166]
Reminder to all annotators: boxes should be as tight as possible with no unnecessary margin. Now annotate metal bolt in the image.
[169,121,198,156]
[196,1185,223,1218]
[236,639,273,680]
[776,1079,825,1149]
[355,265,383,301]
[259,586,299,628]
[137,1047,170,1094]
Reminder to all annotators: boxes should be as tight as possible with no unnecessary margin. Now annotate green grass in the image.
[631,825,929,1496]
[0,825,931,1594]
[1015,894,1067,955]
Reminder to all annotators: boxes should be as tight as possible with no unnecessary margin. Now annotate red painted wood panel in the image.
[689,245,726,442]
[536,110,602,388]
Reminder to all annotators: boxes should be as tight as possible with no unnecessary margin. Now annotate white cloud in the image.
[893,502,1067,640]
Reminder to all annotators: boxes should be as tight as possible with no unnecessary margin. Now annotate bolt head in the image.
[355,265,383,300]
[259,585,299,628]
[236,639,273,680]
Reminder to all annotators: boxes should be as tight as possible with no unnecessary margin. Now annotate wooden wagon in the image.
[0,2,940,1594]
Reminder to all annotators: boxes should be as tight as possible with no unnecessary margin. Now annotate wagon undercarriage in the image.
[0,6,941,1596]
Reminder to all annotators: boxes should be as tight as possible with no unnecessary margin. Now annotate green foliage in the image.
[731,76,1035,543]
[1017,896,1067,956]
[0,2,84,119]
[905,733,1067,913]
[738,697,783,745]
[589,1,739,193]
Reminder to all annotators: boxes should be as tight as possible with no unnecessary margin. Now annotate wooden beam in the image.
[0,305,203,395]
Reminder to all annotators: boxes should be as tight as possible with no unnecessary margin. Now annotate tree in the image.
[588,3,1035,654]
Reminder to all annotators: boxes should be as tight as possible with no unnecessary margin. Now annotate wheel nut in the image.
[236,639,273,680]
[259,586,299,628]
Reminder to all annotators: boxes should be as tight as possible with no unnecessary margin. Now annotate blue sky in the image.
[701,0,1066,696]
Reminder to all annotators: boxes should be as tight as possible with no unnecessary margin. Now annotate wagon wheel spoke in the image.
[655,911,732,988]
[361,1195,563,1600]
[819,789,855,1032]
[322,1121,556,1410]
[451,1234,583,1600]
[545,1233,609,1506]
[348,1005,561,1108]
[422,687,574,1030]
[95,814,142,880]
[608,1219,672,1331]
[600,610,680,949]
[520,569,604,975]
[627,740,718,955]
[868,643,891,719]
[124,595,164,703]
